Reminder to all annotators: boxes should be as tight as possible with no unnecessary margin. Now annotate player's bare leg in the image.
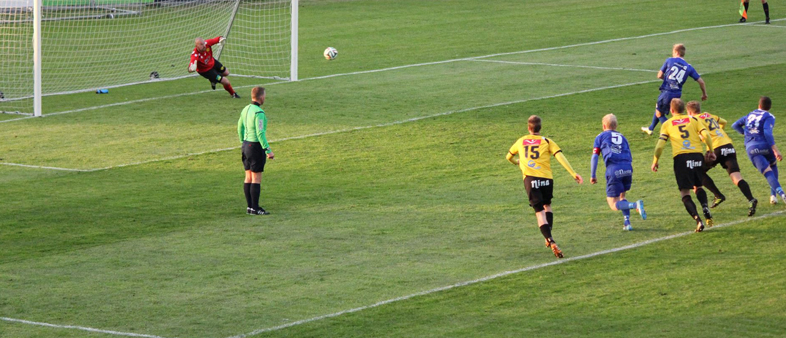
[727,172,758,216]
[536,206,562,258]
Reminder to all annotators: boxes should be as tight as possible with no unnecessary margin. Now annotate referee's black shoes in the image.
[250,208,270,215]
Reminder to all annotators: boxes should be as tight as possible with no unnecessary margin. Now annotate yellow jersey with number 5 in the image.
[658,115,708,157]
[695,112,733,149]
[508,135,562,179]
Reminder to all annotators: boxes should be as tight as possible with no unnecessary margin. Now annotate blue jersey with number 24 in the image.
[659,57,700,93]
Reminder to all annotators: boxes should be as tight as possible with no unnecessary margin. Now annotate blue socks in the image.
[764,170,782,193]
[615,200,635,210]
[648,111,669,131]
[648,113,659,131]
[617,200,633,224]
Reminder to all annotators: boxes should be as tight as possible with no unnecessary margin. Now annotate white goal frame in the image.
[20,0,298,117]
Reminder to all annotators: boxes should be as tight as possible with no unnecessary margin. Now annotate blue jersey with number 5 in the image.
[659,57,700,93]
[593,130,632,166]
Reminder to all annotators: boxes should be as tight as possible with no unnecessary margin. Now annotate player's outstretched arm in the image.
[718,117,728,129]
[590,152,599,184]
[205,36,222,46]
[554,152,582,183]
[732,116,747,135]
[699,128,714,152]
[188,54,197,72]
[697,78,708,101]
[652,139,666,172]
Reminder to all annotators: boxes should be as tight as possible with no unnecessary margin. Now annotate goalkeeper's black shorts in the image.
[242,141,266,172]
[198,60,226,84]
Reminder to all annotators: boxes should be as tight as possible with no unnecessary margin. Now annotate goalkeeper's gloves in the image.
[219,36,226,44]
[188,61,197,72]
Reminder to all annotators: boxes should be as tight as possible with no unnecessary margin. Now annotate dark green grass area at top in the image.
[0,0,756,116]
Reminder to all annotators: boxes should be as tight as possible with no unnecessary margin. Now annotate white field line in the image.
[0,111,33,116]
[0,79,659,172]
[749,23,786,28]
[0,316,167,338]
[228,210,786,338]
[0,81,291,124]
[0,162,93,172]
[0,18,779,125]
[469,18,785,60]
[4,210,782,338]
[470,59,656,73]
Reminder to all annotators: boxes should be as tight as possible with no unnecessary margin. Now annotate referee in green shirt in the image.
[238,86,274,215]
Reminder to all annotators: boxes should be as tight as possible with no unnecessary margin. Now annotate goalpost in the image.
[0,0,298,117]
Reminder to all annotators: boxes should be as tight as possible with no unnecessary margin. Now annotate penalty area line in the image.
[0,317,168,338]
[227,210,786,338]
[469,59,656,73]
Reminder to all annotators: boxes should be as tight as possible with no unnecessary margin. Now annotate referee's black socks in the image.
[250,183,261,210]
[244,183,252,209]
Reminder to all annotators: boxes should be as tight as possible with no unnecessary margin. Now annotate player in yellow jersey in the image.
[687,101,758,216]
[652,98,716,232]
[507,115,583,258]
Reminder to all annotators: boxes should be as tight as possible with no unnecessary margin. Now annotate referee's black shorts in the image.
[673,153,705,190]
[242,141,266,172]
[198,60,227,84]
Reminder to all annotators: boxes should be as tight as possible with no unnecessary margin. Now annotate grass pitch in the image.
[2,1,786,337]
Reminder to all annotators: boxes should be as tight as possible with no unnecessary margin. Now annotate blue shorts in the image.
[746,144,777,172]
[656,91,681,115]
[605,165,633,197]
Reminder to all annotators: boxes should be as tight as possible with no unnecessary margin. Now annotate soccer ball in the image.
[323,47,338,60]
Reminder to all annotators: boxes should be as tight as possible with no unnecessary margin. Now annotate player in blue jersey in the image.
[591,114,646,231]
[732,96,785,205]
[641,44,708,136]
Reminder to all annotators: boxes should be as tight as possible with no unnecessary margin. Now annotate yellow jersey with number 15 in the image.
[508,135,562,179]
[695,112,733,149]
[658,114,708,157]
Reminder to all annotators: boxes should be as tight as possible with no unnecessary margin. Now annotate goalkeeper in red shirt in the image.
[189,36,240,98]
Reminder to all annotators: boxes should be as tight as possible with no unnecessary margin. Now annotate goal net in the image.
[0,0,296,117]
